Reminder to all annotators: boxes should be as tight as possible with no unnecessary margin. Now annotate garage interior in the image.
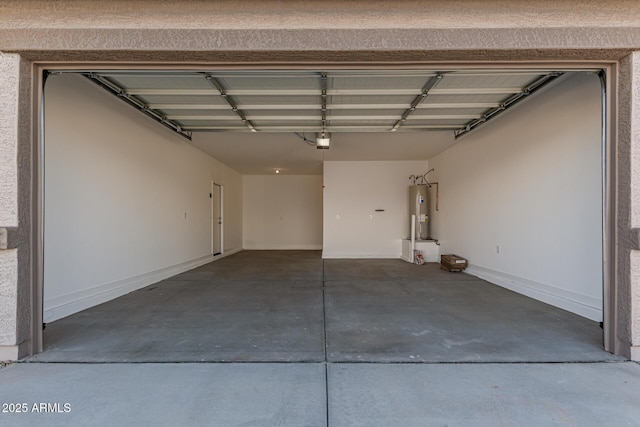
[31,68,617,363]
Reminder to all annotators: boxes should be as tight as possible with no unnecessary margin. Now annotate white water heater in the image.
[409,185,429,240]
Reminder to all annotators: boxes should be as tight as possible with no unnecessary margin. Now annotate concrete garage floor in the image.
[31,251,617,363]
[324,259,615,362]
[32,251,325,362]
[4,250,638,426]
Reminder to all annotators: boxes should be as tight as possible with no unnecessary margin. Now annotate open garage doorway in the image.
[33,66,617,363]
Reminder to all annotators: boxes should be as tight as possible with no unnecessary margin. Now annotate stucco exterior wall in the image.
[0,54,19,228]
[0,0,639,360]
[0,53,31,360]
[620,53,640,359]
[0,54,20,359]
[1,1,640,63]
[0,0,638,29]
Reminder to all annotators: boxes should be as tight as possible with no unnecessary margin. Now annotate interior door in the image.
[212,183,222,256]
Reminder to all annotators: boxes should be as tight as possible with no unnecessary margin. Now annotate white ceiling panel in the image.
[158,108,231,116]
[179,120,245,127]
[329,75,430,90]
[188,131,457,175]
[327,120,397,127]
[50,70,575,175]
[217,76,320,90]
[73,69,565,137]
[233,95,320,105]
[328,108,405,117]
[412,107,488,117]
[164,110,238,119]
[135,94,228,105]
[328,94,416,105]
[423,94,511,103]
[105,75,210,90]
[242,109,323,117]
[251,120,323,127]
[407,118,472,126]
[436,73,544,89]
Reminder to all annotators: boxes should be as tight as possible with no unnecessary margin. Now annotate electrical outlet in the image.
[369,214,373,220]
[336,214,341,220]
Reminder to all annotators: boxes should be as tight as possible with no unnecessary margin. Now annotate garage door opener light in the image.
[316,132,331,149]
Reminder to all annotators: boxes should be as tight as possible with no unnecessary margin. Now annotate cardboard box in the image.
[440,254,468,272]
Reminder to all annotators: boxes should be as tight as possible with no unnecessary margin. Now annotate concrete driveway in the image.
[1,361,639,426]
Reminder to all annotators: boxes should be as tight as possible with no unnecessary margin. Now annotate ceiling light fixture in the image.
[316,132,331,149]
[275,169,280,174]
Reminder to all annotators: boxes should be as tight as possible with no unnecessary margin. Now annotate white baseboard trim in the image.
[465,264,602,322]
[44,250,240,323]
[243,244,323,250]
[322,252,402,259]
[218,247,242,258]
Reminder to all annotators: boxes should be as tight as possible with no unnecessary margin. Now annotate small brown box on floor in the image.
[440,254,468,272]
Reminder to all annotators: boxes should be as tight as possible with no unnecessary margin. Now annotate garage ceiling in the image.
[67,69,563,140]
[53,68,567,174]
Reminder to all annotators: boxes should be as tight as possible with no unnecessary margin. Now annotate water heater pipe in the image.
[410,214,416,263]
[431,182,439,211]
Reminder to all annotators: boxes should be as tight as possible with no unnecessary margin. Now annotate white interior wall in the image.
[43,74,243,322]
[221,172,243,253]
[429,72,603,321]
[243,175,323,250]
[323,160,429,258]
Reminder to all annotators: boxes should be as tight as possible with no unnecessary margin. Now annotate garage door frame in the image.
[20,59,618,359]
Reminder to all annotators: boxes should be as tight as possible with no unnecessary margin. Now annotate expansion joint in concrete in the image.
[321,259,330,427]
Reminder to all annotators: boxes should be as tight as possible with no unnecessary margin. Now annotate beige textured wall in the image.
[1,1,640,62]
[1,0,639,29]
[619,52,640,359]
[0,54,19,228]
[0,53,32,360]
[243,175,323,250]
[632,53,640,358]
